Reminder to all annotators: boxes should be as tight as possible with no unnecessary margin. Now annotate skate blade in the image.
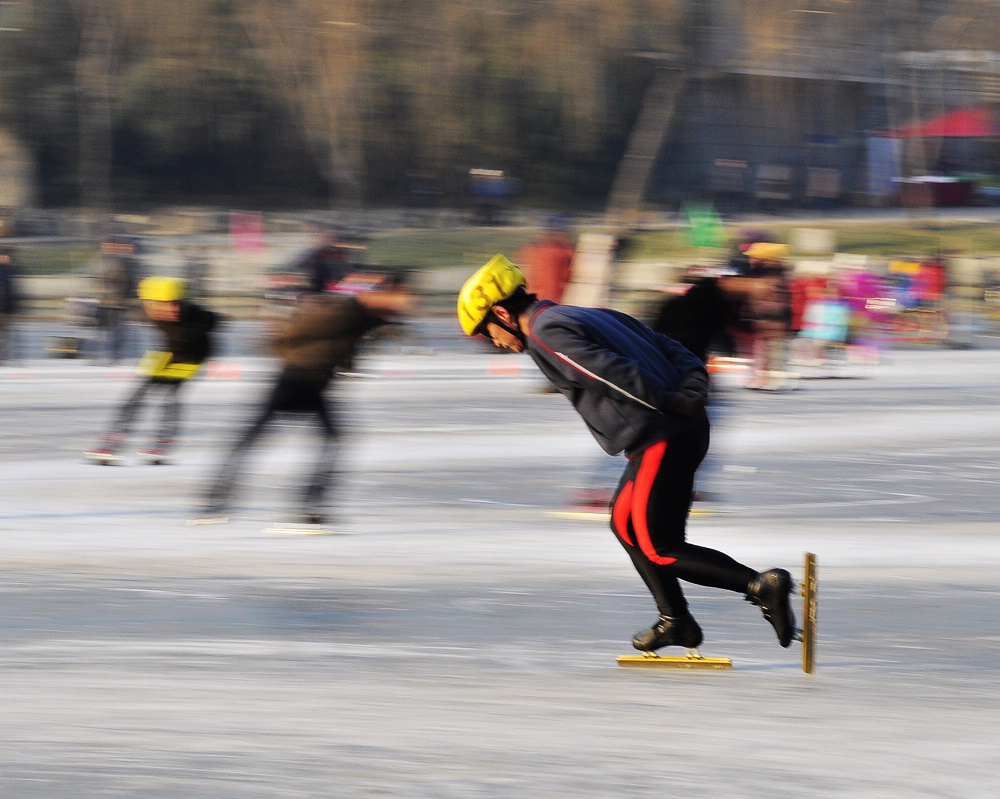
[617,650,733,671]
[84,452,119,465]
[549,509,611,521]
[798,552,818,674]
[264,523,340,536]
[549,507,729,521]
[186,515,229,526]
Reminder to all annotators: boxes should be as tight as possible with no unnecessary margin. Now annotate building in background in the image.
[632,2,1000,212]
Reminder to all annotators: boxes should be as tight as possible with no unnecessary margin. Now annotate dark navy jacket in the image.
[526,301,707,456]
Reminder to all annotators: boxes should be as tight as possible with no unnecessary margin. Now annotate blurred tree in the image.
[112,1,320,202]
[238,0,368,206]
[67,0,128,210]
[8,0,993,210]
[3,0,683,207]
[0,1,81,204]
[364,0,683,204]
[928,0,1000,48]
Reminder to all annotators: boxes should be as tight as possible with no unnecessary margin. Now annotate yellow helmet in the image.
[138,276,187,302]
[744,242,788,262]
[457,254,526,336]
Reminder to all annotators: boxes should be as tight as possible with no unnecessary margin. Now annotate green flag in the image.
[684,203,725,249]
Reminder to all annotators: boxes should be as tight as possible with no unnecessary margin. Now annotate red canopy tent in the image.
[882,106,999,138]
[879,106,1000,206]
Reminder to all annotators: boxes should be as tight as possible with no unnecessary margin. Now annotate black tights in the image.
[609,421,756,618]
[208,372,339,512]
[111,377,183,446]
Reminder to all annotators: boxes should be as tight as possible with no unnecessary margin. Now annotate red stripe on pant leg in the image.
[631,440,677,566]
[611,480,635,546]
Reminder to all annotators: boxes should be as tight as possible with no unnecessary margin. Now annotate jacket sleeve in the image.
[668,369,710,416]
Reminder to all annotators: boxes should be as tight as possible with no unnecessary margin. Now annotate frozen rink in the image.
[2,343,999,798]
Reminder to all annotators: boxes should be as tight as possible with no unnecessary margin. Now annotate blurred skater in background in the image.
[92,236,140,364]
[0,246,23,363]
[85,277,220,464]
[651,264,751,501]
[795,280,851,367]
[197,273,413,527]
[516,216,575,304]
[743,243,793,390]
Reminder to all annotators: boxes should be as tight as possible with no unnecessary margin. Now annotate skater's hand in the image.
[669,371,709,417]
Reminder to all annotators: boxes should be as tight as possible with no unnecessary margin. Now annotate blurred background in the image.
[5,7,1000,795]
[3,1,1000,343]
[4,1,1000,215]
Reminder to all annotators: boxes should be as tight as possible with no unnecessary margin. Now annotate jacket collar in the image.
[526,300,557,339]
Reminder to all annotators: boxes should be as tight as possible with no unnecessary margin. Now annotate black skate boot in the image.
[632,612,703,653]
[746,568,796,648]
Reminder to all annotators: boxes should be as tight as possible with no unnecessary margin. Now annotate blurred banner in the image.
[230,211,265,253]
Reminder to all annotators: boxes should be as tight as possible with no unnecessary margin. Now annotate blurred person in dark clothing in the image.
[197,274,413,526]
[0,247,22,362]
[85,277,220,464]
[651,266,752,501]
[651,268,744,364]
[302,224,351,294]
[93,236,140,363]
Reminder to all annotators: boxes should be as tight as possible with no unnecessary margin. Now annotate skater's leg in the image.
[632,424,757,594]
[622,541,690,616]
[113,379,152,435]
[610,457,689,618]
[105,308,126,364]
[92,378,152,454]
[301,394,339,516]
[632,424,795,646]
[204,384,282,511]
[154,380,183,452]
[663,542,757,593]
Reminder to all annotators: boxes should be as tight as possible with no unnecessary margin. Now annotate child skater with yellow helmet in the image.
[85,276,220,464]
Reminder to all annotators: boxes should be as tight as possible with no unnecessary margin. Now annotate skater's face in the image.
[483,321,524,352]
[483,306,526,353]
[143,300,180,322]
